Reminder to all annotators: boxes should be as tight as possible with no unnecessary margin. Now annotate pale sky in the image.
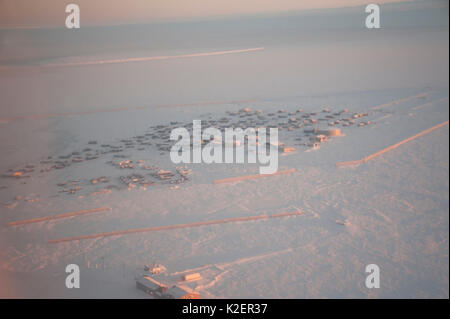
[0,0,412,28]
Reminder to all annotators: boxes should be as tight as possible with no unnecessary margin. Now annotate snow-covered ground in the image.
[0,1,448,298]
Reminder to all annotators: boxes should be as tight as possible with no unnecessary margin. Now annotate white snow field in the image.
[0,1,448,298]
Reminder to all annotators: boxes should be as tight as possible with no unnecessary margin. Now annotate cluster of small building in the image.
[1,105,372,200]
[302,127,342,149]
[135,264,201,299]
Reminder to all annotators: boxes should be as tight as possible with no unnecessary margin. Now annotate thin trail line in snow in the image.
[171,264,212,276]
[40,47,265,68]
[217,247,294,270]
[196,247,294,292]
[213,168,296,184]
[8,207,111,227]
[336,120,449,167]
[48,210,304,244]
[412,97,449,111]
[196,270,231,291]
[372,113,393,123]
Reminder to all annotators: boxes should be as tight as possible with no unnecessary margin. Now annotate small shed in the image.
[307,142,320,149]
[280,146,296,153]
[266,141,285,148]
[144,263,166,274]
[304,128,317,134]
[182,273,202,282]
[317,128,341,137]
[310,134,328,143]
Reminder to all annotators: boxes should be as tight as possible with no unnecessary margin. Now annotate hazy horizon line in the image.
[0,0,420,30]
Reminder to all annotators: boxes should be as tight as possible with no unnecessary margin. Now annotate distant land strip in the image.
[40,47,265,68]
[0,99,257,122]
[336,120,449,167]
[48,210,303,244]
[155,99,258,109]
[8,207,111,227]
[213,168,296,184]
